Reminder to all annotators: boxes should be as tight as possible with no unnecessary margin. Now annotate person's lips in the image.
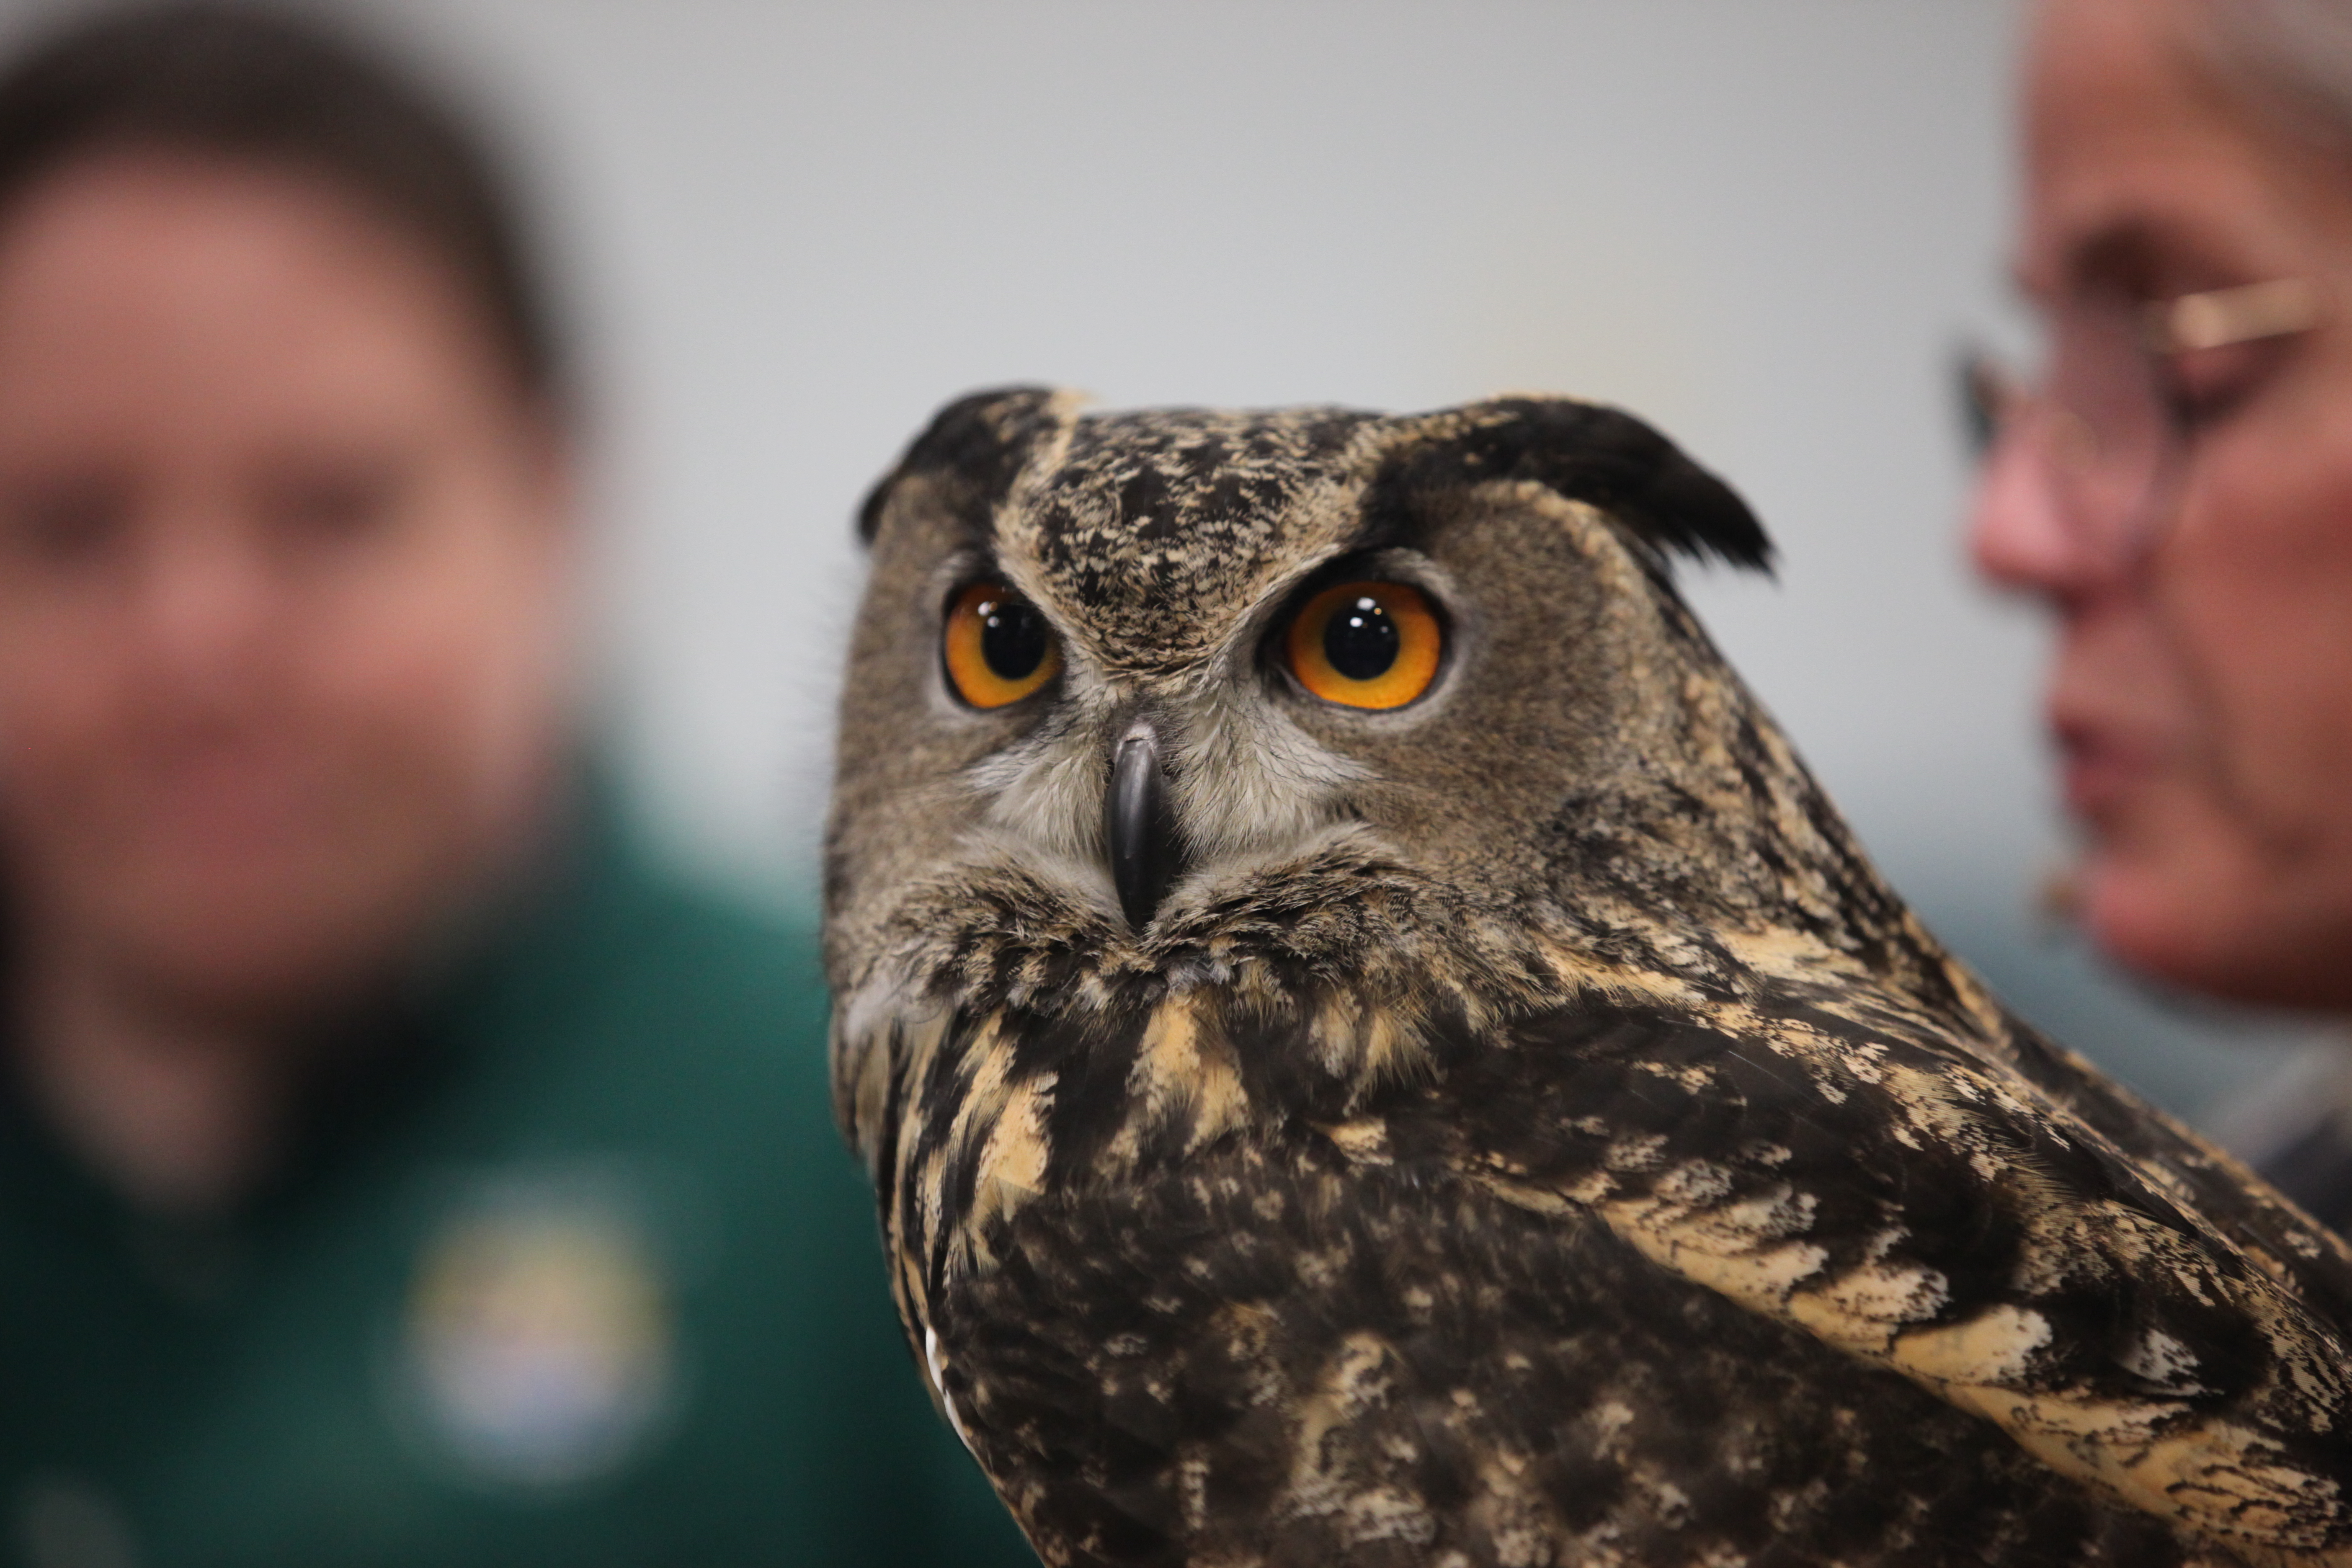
[125,741,330,859]
[2053,713,2156,821]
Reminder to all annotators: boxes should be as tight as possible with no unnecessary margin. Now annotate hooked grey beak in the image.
[1106,721,1183,931]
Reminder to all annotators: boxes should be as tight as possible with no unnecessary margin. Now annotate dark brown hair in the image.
[0,1,564,407]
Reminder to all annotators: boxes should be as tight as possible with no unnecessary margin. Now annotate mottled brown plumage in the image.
[825,388,2352,1567]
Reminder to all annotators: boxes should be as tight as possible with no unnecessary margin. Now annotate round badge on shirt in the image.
[396,1163,680,1488]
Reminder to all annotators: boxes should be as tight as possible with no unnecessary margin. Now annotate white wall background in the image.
[9,0,2328,1120]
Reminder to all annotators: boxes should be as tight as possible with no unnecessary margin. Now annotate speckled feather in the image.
[826,388,2352,1567]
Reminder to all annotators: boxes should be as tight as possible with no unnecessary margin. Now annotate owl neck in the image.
[831,657,2005,1179]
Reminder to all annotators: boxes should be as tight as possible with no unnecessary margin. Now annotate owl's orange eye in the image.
[944,583,1062,708]
[1283,580,1443,710]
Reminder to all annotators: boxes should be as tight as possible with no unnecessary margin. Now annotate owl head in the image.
[827,389,1916,1048]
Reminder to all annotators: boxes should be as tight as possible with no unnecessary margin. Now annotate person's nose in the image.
[132,508,277,698]
[1968,421,2084,599]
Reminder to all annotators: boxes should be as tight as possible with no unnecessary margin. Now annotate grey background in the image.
[8,0,2331,1123]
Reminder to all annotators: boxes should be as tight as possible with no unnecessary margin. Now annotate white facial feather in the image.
[957,588,1376,924]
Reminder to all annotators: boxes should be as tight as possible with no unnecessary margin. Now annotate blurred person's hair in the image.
[0,1,565,410]
[2189,0,2352,157]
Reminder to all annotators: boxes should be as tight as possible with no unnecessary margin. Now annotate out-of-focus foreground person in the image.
[1972,0,2352,1217]
[0,5,1032,1563]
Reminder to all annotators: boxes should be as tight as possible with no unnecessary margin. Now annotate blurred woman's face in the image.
[0,152,573,1015]
[1975,0,2352,1008]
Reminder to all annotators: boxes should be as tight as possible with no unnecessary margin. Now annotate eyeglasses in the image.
[1963,276,2325,573]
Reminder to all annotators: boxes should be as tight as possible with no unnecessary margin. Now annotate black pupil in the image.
[978,597,1050,681]
[1323,595,1399,681]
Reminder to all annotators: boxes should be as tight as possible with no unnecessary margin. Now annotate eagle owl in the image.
[825,388,2352,1568]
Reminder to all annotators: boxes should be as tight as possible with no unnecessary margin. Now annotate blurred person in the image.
[0,4,1033,1564]
[1970,0,2352,1223]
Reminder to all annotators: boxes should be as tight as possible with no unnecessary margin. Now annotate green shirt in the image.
[0,799,1037,1567]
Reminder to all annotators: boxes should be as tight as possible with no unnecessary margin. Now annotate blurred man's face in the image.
[1972,0,2352,1008]
[0,152,573,1016]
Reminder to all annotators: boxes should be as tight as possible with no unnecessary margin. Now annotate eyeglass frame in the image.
[1962,275,2326,573]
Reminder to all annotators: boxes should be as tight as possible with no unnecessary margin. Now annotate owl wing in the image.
[1395,993,2352,1566]
[1989,1007,2352,1318]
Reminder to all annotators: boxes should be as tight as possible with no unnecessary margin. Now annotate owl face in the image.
[825,389,1774,1008]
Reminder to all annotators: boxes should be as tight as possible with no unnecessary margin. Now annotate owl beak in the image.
[1106,720,1183,931]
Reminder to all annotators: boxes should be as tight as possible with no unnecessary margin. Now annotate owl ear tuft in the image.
[856,385,1073,546]
[1384,397,1773,575]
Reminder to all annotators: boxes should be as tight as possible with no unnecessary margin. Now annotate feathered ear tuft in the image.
[1380,397,1773,575]
[855,385,1073,546]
